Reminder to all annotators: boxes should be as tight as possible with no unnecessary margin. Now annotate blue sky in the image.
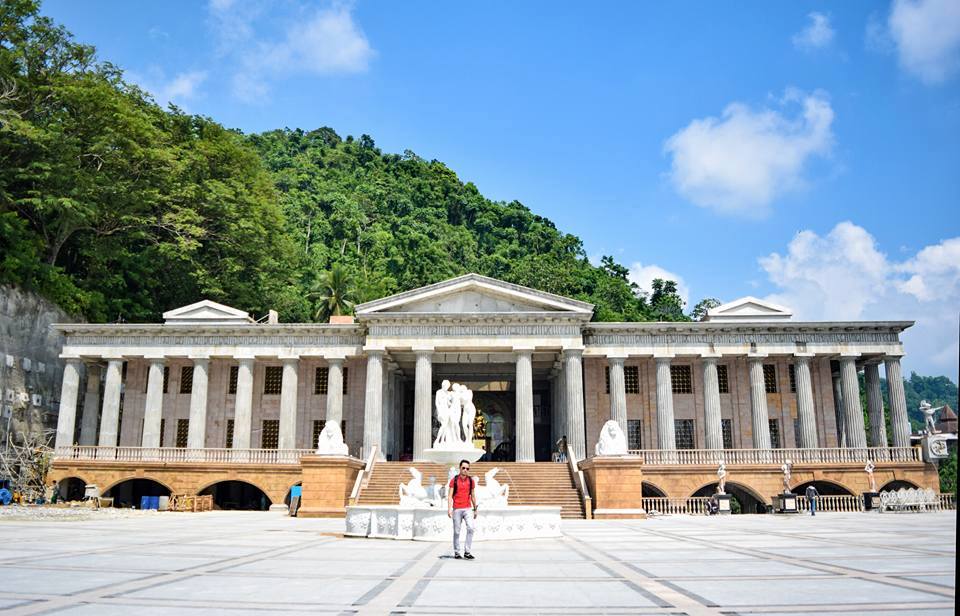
[43,1,960,379]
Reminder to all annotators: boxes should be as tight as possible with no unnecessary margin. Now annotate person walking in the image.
[448,459,477,559]
[805,484,819,516]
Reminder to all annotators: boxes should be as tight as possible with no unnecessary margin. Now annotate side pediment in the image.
[355,274,593,316]
[704,296,792,322]
[163,300,253,324]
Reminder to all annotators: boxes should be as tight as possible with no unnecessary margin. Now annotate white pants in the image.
[452,508,475,554]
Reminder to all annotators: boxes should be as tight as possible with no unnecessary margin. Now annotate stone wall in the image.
[0,286,77,444]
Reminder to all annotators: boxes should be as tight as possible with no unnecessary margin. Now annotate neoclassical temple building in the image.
[51,274,938,515]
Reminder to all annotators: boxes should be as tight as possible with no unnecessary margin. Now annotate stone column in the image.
[655,357,676,450]
[186,358,209,449]
[864,362,888,447]
[393,372,405,456]
[832,372,846,447]
[232,358,255,449]
[55,359,82,449]
[325,358,345,427]
[794,355,818,448]
[563,349,586,460]
[98,359,124,447]
[78,363,102,446]
[515,349,535,462]
[278,357,299,450]
[607,356,628,436]
[839,356,867,449]
[748,358,772,449]
[141,358,165,448]
[381,362,394,460]
[702,356,723,450]
[884,356,910,448]
[413,350,433,461]
[362,350,384,459]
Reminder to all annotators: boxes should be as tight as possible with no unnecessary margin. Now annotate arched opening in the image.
[284,482,302,506]
[690,482,767,514]
[792,480,854,496]
[641,482,667,498]
[879,479,920,492]
[199,481,271,511]
[103,479,171,508]
[57,477,87,502]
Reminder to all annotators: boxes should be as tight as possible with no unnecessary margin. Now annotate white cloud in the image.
[664,89,834,217]
[793,12,835,51]
[208,2,374,102]
[629,262,690,306]
[128,69,207,109]
[886,0,960,84]
[760,222,960,379]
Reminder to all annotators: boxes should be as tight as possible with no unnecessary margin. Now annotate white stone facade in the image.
[53,274,914,462]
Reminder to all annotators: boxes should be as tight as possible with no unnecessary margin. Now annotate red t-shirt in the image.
[449,475,474,509]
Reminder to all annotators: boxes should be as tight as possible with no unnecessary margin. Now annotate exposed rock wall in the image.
[0,286,78,444]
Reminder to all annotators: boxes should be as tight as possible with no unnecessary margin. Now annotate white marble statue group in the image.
[594,420,629,456]
[315,420,349,456]
[398,466,509,509]
[919,400,943,435]
[433,380,478,449]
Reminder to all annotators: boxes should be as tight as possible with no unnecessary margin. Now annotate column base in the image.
[298,455,365,518]
[772,493,799,514]
[579,455,644,519]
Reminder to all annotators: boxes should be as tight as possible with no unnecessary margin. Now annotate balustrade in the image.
[627,447,921,465]
[796,494,863,512]
[54,446,314,465]
[641,497,710,515]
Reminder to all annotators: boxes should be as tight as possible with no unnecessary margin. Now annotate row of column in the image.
[55,356,348,451]
[601,353,913,451]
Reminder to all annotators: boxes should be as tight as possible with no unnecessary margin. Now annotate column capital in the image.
[747,354,768,362]
[188,354,210,362]
[412,345,434,354]
[793,352,815,359]
[326,356,345,366]
[883,353,905,361]
[699,354,721,362]
[562,348,583,358]
[514,348,534,358]
[606,355,627,365]
[62,357,83,365]
[839,352,861,359]
[233,353,256,360]
[654,354,674,363]
[364,348,385,358]
[279,355,300,363]
[145,356,166,364]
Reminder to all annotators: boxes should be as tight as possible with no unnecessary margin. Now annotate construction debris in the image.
[0,427,54,504]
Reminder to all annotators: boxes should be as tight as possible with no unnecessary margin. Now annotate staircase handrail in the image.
[566,446,592,519]
[349,445,378,505]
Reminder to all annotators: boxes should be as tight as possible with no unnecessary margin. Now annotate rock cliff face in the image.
[0,286,77,444]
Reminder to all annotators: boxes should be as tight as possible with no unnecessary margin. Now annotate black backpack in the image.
[451,474,474,498]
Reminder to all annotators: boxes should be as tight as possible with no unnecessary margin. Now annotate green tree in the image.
[939,450,956,494]
[311,264,357,321]
[690,298,721,321]
[649,279,688,321]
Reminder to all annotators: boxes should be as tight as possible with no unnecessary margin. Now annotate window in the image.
[604,366,610,394]
[788,364,797,393]
[315,367,329,395]
[721,419,733,449]
[144,366,170,394]
[670,365,693,394]
[763,364,778,393]
[717,365,729,394]
[180,366,193,394]
[312,420,324,447]
[624,366,640,394]
[264,366,283,395]
[769,419,781,449]
[627,419,642,450]
[176,419,189,448]
[793,418,801,445]
[225,419,234,448]
[342,367,349,394]
[675,419,695,449]
[159,418,166,447]
[228,366,239,394]
[261,419,279,449]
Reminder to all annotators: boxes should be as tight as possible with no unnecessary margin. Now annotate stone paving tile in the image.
[0,510,953,615]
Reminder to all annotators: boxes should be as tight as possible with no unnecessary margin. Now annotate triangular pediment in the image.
[163,300,252,324]
[704,296,792,322]
[355,274,593,316]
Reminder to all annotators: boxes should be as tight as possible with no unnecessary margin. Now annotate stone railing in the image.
[938,493,956,510]
[627,447,921,465]
[54,446,315,465]
[641,496,711,515]
[796,494,863,512]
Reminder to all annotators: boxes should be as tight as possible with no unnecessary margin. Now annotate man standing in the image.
[448,459,477,559]
[805,484,819,516]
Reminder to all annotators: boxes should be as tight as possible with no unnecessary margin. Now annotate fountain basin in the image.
[344,505,562,541]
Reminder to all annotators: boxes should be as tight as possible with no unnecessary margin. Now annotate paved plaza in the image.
[0,509,954,615]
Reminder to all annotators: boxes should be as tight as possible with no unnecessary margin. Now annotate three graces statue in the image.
[433,380,478,449]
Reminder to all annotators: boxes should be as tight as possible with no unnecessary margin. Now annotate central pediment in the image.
[355,274,594,316]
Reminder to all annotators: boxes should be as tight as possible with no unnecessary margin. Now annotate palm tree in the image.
[310,264,356,322]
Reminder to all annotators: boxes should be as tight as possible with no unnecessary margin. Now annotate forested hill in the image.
[0,2,692,324]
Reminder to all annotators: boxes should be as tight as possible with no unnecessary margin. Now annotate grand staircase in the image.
[356,461,586,519]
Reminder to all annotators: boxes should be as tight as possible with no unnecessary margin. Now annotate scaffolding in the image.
[0,428,54,503]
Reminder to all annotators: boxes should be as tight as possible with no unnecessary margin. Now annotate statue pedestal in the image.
[298,455,365,518]
[772,493,798,514]
[862,491,881,511]
[715,493,732,514]
[579,455,645,519]
[344,505,561,541]
[421,447,485,465]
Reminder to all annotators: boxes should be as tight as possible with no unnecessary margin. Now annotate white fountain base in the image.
[344,505,562,541]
